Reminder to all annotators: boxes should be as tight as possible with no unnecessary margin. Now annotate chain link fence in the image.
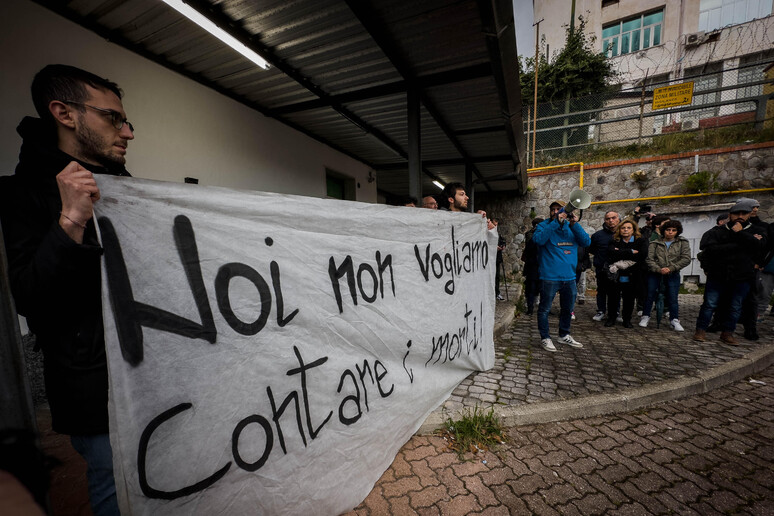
[523,57,774,168]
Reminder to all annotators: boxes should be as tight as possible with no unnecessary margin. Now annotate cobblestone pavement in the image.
[440,294,774,416]
[347,364,774,515]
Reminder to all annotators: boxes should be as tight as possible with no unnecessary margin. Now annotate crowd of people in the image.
[520,197,773,352]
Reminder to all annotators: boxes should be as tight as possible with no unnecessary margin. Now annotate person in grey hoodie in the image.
[639,220,692,331]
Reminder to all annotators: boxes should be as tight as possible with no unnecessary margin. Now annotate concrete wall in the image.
[477,144,774,288]
[0,0,376,202]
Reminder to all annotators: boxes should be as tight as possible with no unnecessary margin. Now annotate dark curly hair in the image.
[660,219,683,236]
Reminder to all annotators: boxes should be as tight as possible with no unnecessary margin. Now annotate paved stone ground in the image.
[346,364,774,515]
[30,293,774,515]
[442,294,774,413]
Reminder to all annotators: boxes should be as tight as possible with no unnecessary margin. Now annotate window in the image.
[603,10,663,57]
[683,62,723,124]
[736,51,774,112]
[699,0,773,32]
[326,168,356,200]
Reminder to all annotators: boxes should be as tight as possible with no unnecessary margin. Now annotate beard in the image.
[75,122,126,167]
[454,198,467,210]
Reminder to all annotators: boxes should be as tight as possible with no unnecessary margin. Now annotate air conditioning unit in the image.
[681,120,694,130]
[685,31,707,47]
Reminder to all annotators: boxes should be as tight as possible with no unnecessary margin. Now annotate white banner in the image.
[94,176,495,515]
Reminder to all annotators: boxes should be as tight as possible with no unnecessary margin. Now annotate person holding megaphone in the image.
[532,191,591,352]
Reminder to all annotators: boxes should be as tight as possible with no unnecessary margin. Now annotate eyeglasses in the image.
[63,101,134,132]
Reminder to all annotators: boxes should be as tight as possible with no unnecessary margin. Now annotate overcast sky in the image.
[513,0,535,58]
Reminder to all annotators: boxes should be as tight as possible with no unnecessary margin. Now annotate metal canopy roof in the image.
[35,0,526,199]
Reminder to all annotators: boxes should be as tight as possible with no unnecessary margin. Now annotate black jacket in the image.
[607,236,648,281]
[699,221,767,282]
[0,117,129,435]
[589,226,615,269]
[520,228,539,276]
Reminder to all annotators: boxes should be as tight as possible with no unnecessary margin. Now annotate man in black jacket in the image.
[694,199,767,345]
[588,211,620,321]
[0,65,134,516]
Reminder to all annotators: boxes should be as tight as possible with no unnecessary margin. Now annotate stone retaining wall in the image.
[478,143,774,288]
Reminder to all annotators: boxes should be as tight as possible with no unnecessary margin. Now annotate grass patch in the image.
[439,406,506,458]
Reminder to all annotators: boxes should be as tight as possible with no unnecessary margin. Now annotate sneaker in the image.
[571,312,576,320]
[639,316,650,328]
[637,310,643,317]
[496,294,505,301]
[559,334,583,348]
[616,314,623,323]
[592,311,605,322]
[670,319,684,332]
[541,338,557,352]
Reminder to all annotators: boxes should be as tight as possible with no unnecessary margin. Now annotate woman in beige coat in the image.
[639,220,692,331]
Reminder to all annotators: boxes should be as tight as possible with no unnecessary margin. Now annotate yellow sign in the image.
[652,82,694,110]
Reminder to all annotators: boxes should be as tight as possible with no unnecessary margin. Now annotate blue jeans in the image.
[537,279,576,339]
[643,272,681,320]
[696,278,751,332]
[70,434,119,516]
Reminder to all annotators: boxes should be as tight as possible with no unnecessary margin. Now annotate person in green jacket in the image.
[639,220,692,331]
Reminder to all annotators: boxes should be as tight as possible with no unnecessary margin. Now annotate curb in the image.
[418,343,774,434]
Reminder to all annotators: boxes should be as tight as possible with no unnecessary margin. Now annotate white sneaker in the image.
[639,316,650,328]
[496,294,505,301]
[541,338,557,352]
[592,311,605,321]
[637,310,643,317]
[559,334,583,348]
[571,312,576,320]
[670,319,684,332]
[616,314,623,323]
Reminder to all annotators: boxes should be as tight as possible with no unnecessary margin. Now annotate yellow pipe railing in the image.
[527,162,585,189]
[590,187,774,206]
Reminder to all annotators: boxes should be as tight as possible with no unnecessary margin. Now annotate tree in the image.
[519,16,618,103]
[519,16,619,157]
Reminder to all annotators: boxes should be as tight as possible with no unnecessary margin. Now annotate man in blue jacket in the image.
[533,201,591,352]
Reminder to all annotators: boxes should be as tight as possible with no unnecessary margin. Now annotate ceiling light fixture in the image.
[433,180,444,190]
[160,0,270,70]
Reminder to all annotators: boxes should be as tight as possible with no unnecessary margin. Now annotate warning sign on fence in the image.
[652,82,694,110]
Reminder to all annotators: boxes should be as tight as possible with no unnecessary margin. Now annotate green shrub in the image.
[683,171,719,194]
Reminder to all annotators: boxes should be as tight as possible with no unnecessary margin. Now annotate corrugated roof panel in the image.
[36,0,524,197]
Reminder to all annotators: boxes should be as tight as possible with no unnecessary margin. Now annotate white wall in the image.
[0,0,376,202]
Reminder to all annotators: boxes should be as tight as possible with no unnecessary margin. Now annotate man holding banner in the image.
[0,64,134,516]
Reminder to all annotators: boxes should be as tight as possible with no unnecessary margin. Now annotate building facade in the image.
[534,0,773,134]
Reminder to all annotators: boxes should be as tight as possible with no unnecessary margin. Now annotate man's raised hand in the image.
[56,161,100,243]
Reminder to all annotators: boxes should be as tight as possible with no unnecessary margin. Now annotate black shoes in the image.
[622,321,633,328]
[604,319,615,327]
[744,329,760,341]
